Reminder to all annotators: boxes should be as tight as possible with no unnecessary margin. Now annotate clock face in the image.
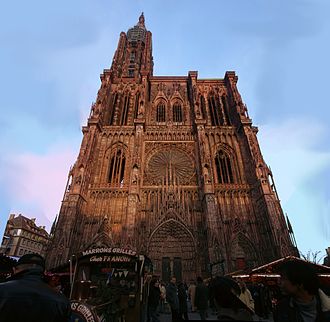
[146,148,195,185]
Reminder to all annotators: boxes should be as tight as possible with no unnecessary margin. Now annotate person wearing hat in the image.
[209,276,253,321]
[0,253,71,322]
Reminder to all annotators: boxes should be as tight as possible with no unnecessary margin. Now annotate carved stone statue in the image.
[203,164,211,184]
[132,165,139,184]
[75,174,82,185]
[138,100,144,118]
[195,102,201,118]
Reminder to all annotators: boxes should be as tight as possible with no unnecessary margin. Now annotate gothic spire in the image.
[137,12,145,29]
[127,13,147,42]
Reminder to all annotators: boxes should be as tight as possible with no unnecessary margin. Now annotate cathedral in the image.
[46,14,298,280]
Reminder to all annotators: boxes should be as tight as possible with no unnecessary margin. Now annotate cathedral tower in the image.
[46,14,298,279]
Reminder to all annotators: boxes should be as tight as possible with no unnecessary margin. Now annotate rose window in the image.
[146,149,195,185]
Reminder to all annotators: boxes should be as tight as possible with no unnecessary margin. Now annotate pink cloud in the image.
[4,145,78,230]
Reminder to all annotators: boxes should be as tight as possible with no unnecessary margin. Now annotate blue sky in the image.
[0,0,329,258]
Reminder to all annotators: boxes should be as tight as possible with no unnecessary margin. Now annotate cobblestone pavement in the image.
[159,309,218,321]
[157,299,274,321]
[158,309,274,321]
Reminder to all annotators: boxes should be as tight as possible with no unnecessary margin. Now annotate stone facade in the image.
[1,214,49,257]
[46,14,298,279]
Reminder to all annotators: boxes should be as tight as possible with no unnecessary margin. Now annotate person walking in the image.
[166,276,181,322]
[0,253,71,322]
[195,276,209,320]
[148,278,161,322]
[159,282,167,313]
[188,280,196,312]
[178,281,189,320]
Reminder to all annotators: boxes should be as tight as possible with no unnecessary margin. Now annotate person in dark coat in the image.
[195,276,209,320]
[166,276,181,322]
[274,260,330,322]
[0,253,71,322]
[178,281,189,320]
[148,278,161,322]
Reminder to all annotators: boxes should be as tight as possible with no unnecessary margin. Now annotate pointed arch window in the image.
[221,95,231,125]
[108,149,126,185]
[200,95,206,120]
[128,69,134,77]
[156,102,166,122]
[215,150,234,184]
[208,95,224,126]
[119,94,130,125]
[134,92,140,119]
[231,235,257,270]
[129,51,136,63]
[109,93,118,125]
[172,102,183,122]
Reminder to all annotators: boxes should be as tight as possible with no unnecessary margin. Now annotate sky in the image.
[0,0,329,259]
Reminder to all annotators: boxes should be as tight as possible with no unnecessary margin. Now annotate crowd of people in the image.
[0,253,330,321]
[147,275,256,321]
[147,262,330,321]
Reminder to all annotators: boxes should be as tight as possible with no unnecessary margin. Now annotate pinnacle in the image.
[138,12,145,28]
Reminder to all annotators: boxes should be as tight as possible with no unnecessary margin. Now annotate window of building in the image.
[134,92,140,119]
[156,103,166,122]
[19,249,23,255]
[200,95,207,119]
[208,95,224,126]
[128,69,134,77]
[119,95,130,125]
[108,149,126,185]
[221,95,231,125]
[215,150,234,184]
[172,102,183,122]
[109,93,118,125]
[129,51,136,63]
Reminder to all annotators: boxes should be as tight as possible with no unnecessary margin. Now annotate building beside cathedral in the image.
[46,14,298,280]
[1,214,49,257]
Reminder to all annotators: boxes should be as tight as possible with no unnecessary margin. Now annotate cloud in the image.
[258,118,330,203]
[1,144,78,231]
[258,118,330,253]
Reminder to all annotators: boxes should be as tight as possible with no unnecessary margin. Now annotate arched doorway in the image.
[230,234,258,271]
[148,219,196,282]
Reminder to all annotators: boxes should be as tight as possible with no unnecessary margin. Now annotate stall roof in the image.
[251,256,330,275]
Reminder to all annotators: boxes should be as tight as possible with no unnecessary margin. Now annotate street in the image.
[159,310,274,321]
[157,302,274,321]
